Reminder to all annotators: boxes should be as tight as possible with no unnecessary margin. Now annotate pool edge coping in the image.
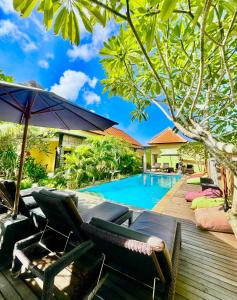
[152,176,187,213]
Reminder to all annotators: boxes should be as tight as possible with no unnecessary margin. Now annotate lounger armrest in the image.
[44,240,94,278]
[14,231,43,250]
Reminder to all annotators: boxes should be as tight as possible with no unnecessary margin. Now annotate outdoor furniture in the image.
[31,189,133,233]
[162,163,170,170]
[81,211,181,300]
[0,81,117,218]
[186,164,194,174]
[200,177,214,185]
[0,180,56,217]
[167,167,174,173]
[11,189,133,298]
[151,163,162,172]
[185,188,222,202]
[195,206,233,233]
[0,214,35,269]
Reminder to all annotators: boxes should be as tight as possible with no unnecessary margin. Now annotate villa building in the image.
[30,127,142,173]
[146,127,205,172]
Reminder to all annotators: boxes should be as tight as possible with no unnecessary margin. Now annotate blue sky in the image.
[0,1,174,145]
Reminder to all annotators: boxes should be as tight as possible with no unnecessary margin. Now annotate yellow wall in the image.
[30,140,58,173]
[29,130,143,173]
[149,143,205,172]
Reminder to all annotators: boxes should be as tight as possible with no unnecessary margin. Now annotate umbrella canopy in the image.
[0,80,118,216]
[0,81,117,131]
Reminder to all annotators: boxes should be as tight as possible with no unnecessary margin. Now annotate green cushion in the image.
[186,177,201,185]
[191,196,224,210]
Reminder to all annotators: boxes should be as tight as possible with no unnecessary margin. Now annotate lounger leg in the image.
[128,215,133,226]
[42,275,54,300]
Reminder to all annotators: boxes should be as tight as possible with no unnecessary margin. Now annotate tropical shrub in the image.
[63,136,141,188]
[20,178,33,190]
[178,142,207,171]
[0,123,51,181]
[0,144,18,179]
[24,156,48,182]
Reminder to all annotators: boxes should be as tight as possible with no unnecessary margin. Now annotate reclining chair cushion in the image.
[2,180,29,216]
[82,218,173,284]
[81,202,128,223]
[20,187,56,197]
[129,211,177,256]
[32,189,83,239]
[22,196,38,210]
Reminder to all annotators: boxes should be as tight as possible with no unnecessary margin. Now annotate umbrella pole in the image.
[12,117,29,218]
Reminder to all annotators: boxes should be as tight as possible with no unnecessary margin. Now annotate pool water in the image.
[81,173,181,209]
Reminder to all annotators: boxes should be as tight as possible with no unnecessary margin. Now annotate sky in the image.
[0,1,174,145]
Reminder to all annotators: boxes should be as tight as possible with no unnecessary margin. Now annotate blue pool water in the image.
[81,173,181,209]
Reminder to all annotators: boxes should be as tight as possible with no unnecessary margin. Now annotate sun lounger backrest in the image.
[2,180,29,216]
[81,218,173,286]
[32,189,83,240]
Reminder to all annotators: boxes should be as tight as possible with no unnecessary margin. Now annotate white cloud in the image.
[88,77,98,88]
[0,0,15,14]
[50,70,98,102]
[23,41,37,52]
[38,60,49,69]
[84,90,101,106]
[38,53,54,69]
[46,53,54,59]
[0,19,37,52]
[67,21,117,62]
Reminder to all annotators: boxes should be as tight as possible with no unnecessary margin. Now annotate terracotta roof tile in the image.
[105,127,141,147]
[148,127,187,144]
[88,127,141,147]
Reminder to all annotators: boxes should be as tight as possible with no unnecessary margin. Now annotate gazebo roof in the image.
[148,127,187,144]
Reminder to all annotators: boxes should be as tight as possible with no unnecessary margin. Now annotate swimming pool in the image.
[81,173,181,209]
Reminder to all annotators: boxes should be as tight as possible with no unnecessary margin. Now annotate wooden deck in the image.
[154,180,237,300]
[1,179,237,299]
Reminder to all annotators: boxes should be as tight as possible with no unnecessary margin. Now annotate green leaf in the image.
[76,5,93,33]
[160,0,178,21]
[54,7,67,35]
[88,6,106,26]
[73,11,80,45]
[146,16,157,51]
[13,0,28,11]
[20,0,39,17]
[62,13,69,40]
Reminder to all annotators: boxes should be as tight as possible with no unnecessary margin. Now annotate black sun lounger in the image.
[81,211,181,300]
[11,189,133,299]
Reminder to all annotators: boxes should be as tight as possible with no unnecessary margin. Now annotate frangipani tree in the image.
[14,0,237,231]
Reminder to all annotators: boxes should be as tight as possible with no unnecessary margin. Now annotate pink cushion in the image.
[185,188,222,202]
[195,206,233,233]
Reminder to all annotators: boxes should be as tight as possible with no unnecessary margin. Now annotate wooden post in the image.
[143,149,147,172]
[55,133,64,169]
[12,117,29,217]
[228,156,237,237]
[12,95,35,218]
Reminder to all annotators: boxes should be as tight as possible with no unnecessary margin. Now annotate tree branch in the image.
[200,97,236,125]
[125,0,176,119]
[189,0,211,118]
[220,45,235,102]
[155,36,176,104]
[222,11,237,45]
[176,70,197,118]
[90,0,127,20]
[123,61,173,121]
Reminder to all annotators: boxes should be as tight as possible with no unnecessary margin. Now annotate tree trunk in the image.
[228,172,237,237]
